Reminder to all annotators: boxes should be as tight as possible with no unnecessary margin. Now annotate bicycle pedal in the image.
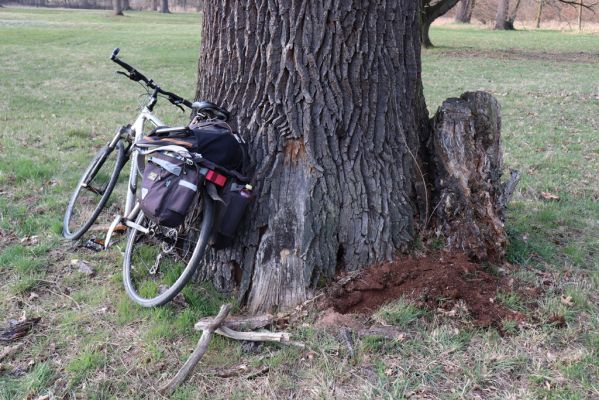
[83,239,105,252]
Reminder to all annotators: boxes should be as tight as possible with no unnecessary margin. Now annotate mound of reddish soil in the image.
[325,252,522,328]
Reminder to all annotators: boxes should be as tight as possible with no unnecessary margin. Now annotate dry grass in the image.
[0,7,597,400]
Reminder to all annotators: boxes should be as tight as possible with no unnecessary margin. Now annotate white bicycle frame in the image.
[104,106,186,248]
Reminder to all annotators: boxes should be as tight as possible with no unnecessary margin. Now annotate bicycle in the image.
[63,48,232,307]
[62,47,228,241]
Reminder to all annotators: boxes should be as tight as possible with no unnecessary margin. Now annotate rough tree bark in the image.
[421,0,461,48]
[429,92,510,261]
[195,0,511,313]
[455,0,476,23]
[197,0,429,312]
[160,0,169,13]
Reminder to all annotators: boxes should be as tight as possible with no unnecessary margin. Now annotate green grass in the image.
[1,7,598,399]
[373,297,426,328]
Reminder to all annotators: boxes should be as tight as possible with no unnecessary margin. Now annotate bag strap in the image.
[137,144,193,159]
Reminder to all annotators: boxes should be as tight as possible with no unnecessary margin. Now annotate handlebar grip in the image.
[111,48,120,60]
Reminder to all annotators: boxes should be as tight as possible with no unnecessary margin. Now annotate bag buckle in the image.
[205,170,227,187]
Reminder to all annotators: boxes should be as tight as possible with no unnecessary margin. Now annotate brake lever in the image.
[116,71,129,78]
[169,98,185,112]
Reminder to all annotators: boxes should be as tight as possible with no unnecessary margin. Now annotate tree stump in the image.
[429,91,516,262]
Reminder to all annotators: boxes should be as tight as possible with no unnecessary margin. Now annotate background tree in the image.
[422,0,461,48]
[160,0,168,13]
[506,0,522,28]
[495,0,512,29]
[455,0,476,23]
[112,0,123,15]
[196,0,511,313]
[536,0,545,27]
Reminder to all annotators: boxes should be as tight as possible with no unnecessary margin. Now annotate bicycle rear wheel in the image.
[63,140,127,240]
[122,193,214,307]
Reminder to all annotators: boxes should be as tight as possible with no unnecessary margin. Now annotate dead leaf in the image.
[19,235,38,245]
[384,368,393,376]
[540,191,560,201]
[0,317,41,344]
[71,259,95,276]
[560,296,574,306]
[0,343,23,362]
[28,292,39,302]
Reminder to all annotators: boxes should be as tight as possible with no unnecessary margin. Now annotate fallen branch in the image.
[160,304,304,395]
[194,313,274,331]
[158,304,231,396]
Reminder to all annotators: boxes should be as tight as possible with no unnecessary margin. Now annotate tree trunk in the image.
[455,0,475,23]
[195,0,511,313]
[421,0,461,48]
[495,0,512,29]
[535,0,544,28]
[152,0,158,11]
[122,0,131,10]
[429,92,508,261]
[160,0,169,13]
[578,0,583,31]
[506,0,521,27]
[112,0,123,15]
[421,17,434,49]
[196,0,430,313]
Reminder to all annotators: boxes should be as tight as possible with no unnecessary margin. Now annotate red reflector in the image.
[206,170,227,187]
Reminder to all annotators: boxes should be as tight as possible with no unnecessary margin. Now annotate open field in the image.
[1,7,598,399]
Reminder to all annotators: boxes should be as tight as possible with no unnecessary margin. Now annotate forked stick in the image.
[159,304,304,395]
[158,304,232,396]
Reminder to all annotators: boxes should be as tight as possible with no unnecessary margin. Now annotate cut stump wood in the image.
[430,91,519,262]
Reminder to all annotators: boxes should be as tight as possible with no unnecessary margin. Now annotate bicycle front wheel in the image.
[63,140,127,240]
[122,194,214,307]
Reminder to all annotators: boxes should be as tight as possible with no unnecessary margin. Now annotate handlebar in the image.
[111,47,193,109]
[110,48,230,120]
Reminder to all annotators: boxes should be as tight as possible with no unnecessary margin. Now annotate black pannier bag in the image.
[188,120,247,172]
[137,120,254,245]
[139,151,199,228]
[187,120,253,248]
[212,180,254,249]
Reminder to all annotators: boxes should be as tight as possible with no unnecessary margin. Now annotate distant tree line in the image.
[5,0,204,12]
[454,0,597,30]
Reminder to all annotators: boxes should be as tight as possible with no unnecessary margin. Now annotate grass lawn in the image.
[1,7,598,399]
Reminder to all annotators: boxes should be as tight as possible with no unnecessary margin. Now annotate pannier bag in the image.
[212,180,254,249]
[139,151,200,228]
[139,120,248,173]
[137,119,254,245]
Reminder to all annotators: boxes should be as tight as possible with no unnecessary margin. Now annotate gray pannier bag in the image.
[138,149,200,228]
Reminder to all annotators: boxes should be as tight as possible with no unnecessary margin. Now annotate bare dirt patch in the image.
[323,251,524,329]
[436,48,599,64]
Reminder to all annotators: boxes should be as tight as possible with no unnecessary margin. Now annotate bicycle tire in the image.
[62,140,127,240]
[122,193,214,307]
